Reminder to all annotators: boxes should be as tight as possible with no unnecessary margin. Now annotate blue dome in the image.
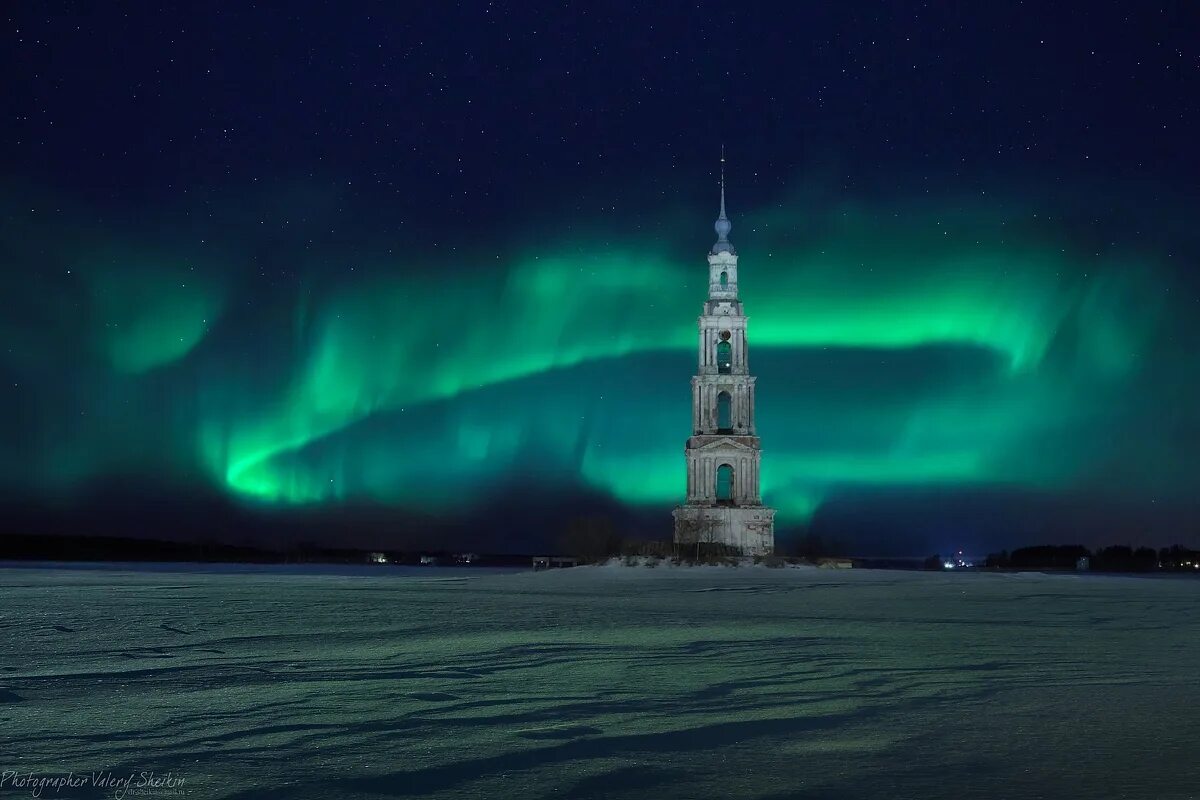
[715,216,731,239]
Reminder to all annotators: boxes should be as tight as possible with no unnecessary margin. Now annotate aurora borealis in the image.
[3,3,1198,554]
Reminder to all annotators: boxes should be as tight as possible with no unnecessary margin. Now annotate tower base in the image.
[673,505,776,556]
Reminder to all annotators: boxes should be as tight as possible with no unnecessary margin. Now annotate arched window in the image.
[716,464,734,503]
[717,341,732,374]
[719,270,728,288]
[717,391,732,431]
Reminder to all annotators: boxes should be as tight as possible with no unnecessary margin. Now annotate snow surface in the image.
[1,563,1197,799]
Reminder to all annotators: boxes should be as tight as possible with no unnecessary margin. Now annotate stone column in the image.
[749,383,755,433]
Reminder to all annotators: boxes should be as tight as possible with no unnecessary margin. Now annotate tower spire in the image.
[713,146,733,253]
[720,144,726,220]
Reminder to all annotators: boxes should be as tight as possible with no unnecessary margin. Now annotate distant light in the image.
[943,561,955,569]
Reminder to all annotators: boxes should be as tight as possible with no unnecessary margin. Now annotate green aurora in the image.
[2,185,1192,533]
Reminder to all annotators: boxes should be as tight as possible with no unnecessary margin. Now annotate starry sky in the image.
[2,2,1198,556]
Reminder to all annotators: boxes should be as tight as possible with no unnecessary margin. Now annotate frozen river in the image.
[1,563,1197,799]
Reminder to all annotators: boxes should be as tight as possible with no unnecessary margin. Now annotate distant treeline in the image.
[0,533,283,564]
[969,544,1199,572]
[0,533,530,567]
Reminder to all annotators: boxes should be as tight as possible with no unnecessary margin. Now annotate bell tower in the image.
[673,152,776,555]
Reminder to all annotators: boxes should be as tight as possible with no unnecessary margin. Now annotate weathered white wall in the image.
[672,506,776,556]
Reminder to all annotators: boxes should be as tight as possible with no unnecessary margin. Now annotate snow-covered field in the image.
[1,563,1197,800]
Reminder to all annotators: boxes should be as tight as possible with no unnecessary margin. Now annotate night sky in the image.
[3,2,1198,556]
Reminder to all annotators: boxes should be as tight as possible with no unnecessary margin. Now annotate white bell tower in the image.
[673,152,776,555]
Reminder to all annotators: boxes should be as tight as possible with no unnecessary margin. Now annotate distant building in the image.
[532,556,579,571]
[368,552,388,564]
[944,551,974,569]
[673,154,775,556]
[418,555,438,566]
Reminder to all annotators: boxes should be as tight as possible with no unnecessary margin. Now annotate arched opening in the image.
[717,340,732,374]
[716,464,734,504]
[719,270,728,288]
[717,391,732,431]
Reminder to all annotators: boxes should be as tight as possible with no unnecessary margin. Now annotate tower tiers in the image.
[674,156,775,556]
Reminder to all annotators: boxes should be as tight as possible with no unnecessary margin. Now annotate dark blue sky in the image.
[8,3,1196,211]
